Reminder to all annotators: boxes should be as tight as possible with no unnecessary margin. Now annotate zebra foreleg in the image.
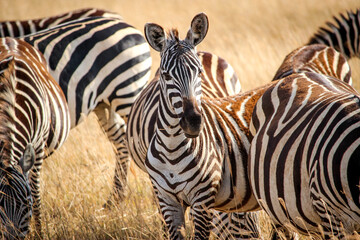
[211,211,262,239]
[156,195,187,240]
[94,102,129,207]
[190,204,214,240]
[29,155,45,238]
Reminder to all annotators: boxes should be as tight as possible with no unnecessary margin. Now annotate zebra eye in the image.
[162,72,172,81]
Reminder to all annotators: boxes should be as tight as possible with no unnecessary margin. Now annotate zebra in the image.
[249,71,360,239]
[141,20,350,238]
[141,13,265,239]
[126,50,262,240]
[249,45,360,238]
[0,9,152,208]
[0,8,123,38]
[0,37,70,239]
[308,8,360,59]
[127,50,241,173]
[0,13,152,231]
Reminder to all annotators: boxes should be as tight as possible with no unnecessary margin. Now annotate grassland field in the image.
[0,0,359,239]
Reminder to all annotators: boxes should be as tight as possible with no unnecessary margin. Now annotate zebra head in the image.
[145,13,209,138]
[0,144,35,239]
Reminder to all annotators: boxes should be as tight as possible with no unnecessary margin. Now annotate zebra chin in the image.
[179,110,204,138]
[179,112,203,138]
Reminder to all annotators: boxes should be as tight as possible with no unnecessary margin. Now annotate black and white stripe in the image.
[142,14,262,239]
[0,10,152,207]
[308,8,360,59]
[249,46,360,239]
[127,50,263,239]
[0,37,70,239]
[0,8,122,38]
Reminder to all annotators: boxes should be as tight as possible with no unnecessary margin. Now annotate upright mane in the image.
[167,28,179,42]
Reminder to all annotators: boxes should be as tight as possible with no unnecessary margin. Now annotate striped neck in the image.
[0,56,16,167]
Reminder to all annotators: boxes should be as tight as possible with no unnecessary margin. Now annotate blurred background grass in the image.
[0,0,359,239]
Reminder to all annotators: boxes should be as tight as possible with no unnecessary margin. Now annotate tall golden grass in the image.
[0,0,359,239]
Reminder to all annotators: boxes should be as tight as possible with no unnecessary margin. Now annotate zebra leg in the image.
[156,196,186,240]
[309,160,345,239]
[29,153,45,238]
[212,211,262,239]
[190,204,214,240]
[268,224,299,240]
[93,102,129,206]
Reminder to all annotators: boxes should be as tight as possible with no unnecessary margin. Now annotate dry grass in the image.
[0,0,359,239]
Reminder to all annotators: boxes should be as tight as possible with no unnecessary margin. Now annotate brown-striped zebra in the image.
[0,37,70,239]
[273,44,352,84]
[249,71,360,239]
[126,49,262,239]
[140,13,265,239]
[249,43,359,238]
[0,10,152,208]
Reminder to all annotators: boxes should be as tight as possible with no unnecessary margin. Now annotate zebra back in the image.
[273,44,352,85]
[308,8,360,59]
[21,16,151,127]
[198,51,241,98]
[0,8,122,38]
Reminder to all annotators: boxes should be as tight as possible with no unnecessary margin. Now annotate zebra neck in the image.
[0,60,17,167]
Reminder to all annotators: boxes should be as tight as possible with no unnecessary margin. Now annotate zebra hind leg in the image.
[93,102,130,207]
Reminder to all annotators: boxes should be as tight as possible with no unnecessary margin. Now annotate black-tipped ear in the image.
[144,23,166,52]
[186,13,209,46]
[19,144,35,173]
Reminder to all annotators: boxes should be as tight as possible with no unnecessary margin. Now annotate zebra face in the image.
[0,166,33,239]
[145,13,209,138]
[0,144,35,239]
[160,58,204,137]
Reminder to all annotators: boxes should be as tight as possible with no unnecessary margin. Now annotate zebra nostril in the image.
[187,112,202,127]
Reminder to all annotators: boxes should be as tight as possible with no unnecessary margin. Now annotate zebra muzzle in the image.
[179,97,203,138]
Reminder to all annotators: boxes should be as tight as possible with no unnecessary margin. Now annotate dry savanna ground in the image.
[0,0,360,239]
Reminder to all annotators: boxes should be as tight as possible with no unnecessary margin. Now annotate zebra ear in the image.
[19,144,35,173]
[186,13,209,46]
[144,23,166,52]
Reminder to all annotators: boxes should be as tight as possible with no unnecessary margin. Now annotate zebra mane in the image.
[167,28,180,42]
[308,8,360,58]
[165,28,194,56]
[0,56,16,168]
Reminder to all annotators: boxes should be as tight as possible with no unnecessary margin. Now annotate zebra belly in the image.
[310,157,360,234]
[214,156,259,212]
[250,138,323,235]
